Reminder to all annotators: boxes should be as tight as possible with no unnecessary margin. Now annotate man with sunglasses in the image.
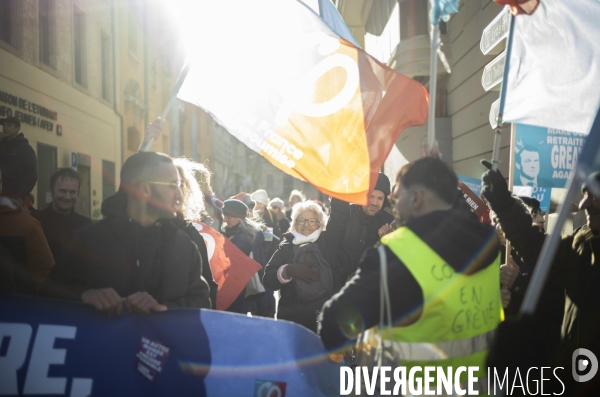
[43,151,211,313]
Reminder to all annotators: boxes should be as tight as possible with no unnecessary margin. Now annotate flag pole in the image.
[140,58,191,152]
[427,23,440,148]
[490,12,515,171]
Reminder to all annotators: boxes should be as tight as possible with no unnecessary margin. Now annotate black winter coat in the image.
[493,199,599,394]
[339,204,394,279]
[43,191,211,309]
[222,222,255,313]
[173,216,219,310]
[263,198,350,332]
[0,133,37,199]
[32,204,93,262]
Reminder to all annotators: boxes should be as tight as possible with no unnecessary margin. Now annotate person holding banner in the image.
[263,197,349,332]
[43,152,211,313]
[482,162,600,394]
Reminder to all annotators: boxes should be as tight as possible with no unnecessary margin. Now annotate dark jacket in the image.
[339,204,394,279]
[318,209,500,351]
[494,199,599,393]
[173,216,219,310]
[222,222,256,313]
[43,191,211,309]
[263,198,350,332]
[32,204,93,262]
[0,133,37,199]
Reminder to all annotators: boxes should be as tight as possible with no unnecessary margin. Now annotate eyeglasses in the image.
[147,180,183,188]
[295,218,320,226]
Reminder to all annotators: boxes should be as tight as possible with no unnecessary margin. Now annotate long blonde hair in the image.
[174,157,213,221]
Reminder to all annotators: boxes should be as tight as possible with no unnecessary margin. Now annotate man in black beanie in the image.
[338,173,394,281]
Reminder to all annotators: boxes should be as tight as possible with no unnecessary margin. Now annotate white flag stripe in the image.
[503,0,600,135]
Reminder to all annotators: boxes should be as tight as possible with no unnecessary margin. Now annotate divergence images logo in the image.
[572,348,598,382]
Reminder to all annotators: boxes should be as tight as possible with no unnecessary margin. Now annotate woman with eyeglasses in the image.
[263,198,349,332]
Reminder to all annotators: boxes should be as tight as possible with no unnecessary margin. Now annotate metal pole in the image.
[427,24,440,148]
[491,12,515,171]
[140,58,192,152]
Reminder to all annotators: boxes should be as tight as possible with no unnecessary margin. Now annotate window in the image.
[0,0,12,45]
[101,32,111,101]
[39,0,55,67]
[102,160,116,201]
[73,7,86,86]
[37,143,57,208]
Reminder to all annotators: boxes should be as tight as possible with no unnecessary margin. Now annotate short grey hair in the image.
[290,200,328,232]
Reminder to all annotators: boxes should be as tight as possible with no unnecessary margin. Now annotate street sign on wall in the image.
[489,98,500,128]
[480,7,510,55]
[482,51,506,91]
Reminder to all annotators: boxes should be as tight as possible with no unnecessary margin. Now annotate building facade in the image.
[336,0,512,180]
[0,0,121,219]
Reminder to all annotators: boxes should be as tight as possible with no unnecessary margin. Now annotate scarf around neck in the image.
[291,228,322,246]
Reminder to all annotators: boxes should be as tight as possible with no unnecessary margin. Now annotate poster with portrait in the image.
[514,124,586,188]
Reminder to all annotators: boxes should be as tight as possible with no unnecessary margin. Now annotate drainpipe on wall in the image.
[111,0,124,166]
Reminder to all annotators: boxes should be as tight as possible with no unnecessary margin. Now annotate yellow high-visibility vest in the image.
[380,226,503,381]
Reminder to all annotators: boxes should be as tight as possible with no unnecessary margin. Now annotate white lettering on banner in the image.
[0,323,32,395]
[0,322,93,396]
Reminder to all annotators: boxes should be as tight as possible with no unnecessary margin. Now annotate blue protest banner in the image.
[514,124,586,188]
[457,174,482,197]
[0,295,340,396]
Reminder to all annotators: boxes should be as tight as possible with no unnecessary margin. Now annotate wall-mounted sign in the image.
[0,89,59,133]
[71,152,78,169]
[482,51,506,92]
[480,7,510,55]
[489,98,500,128]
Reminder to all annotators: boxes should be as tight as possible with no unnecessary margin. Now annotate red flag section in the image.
[192,222,261,311]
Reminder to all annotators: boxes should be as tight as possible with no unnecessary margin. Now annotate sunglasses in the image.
[146,180,183,188]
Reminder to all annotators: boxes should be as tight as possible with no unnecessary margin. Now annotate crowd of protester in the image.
[1,116,599,395]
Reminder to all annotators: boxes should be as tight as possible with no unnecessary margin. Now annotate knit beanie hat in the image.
[268,198,284,209]
[251,189,269,206]
[374,173,391,196]
[222,199,249,219]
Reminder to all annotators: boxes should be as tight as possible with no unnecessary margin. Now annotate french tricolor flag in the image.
[175,0,428,204]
